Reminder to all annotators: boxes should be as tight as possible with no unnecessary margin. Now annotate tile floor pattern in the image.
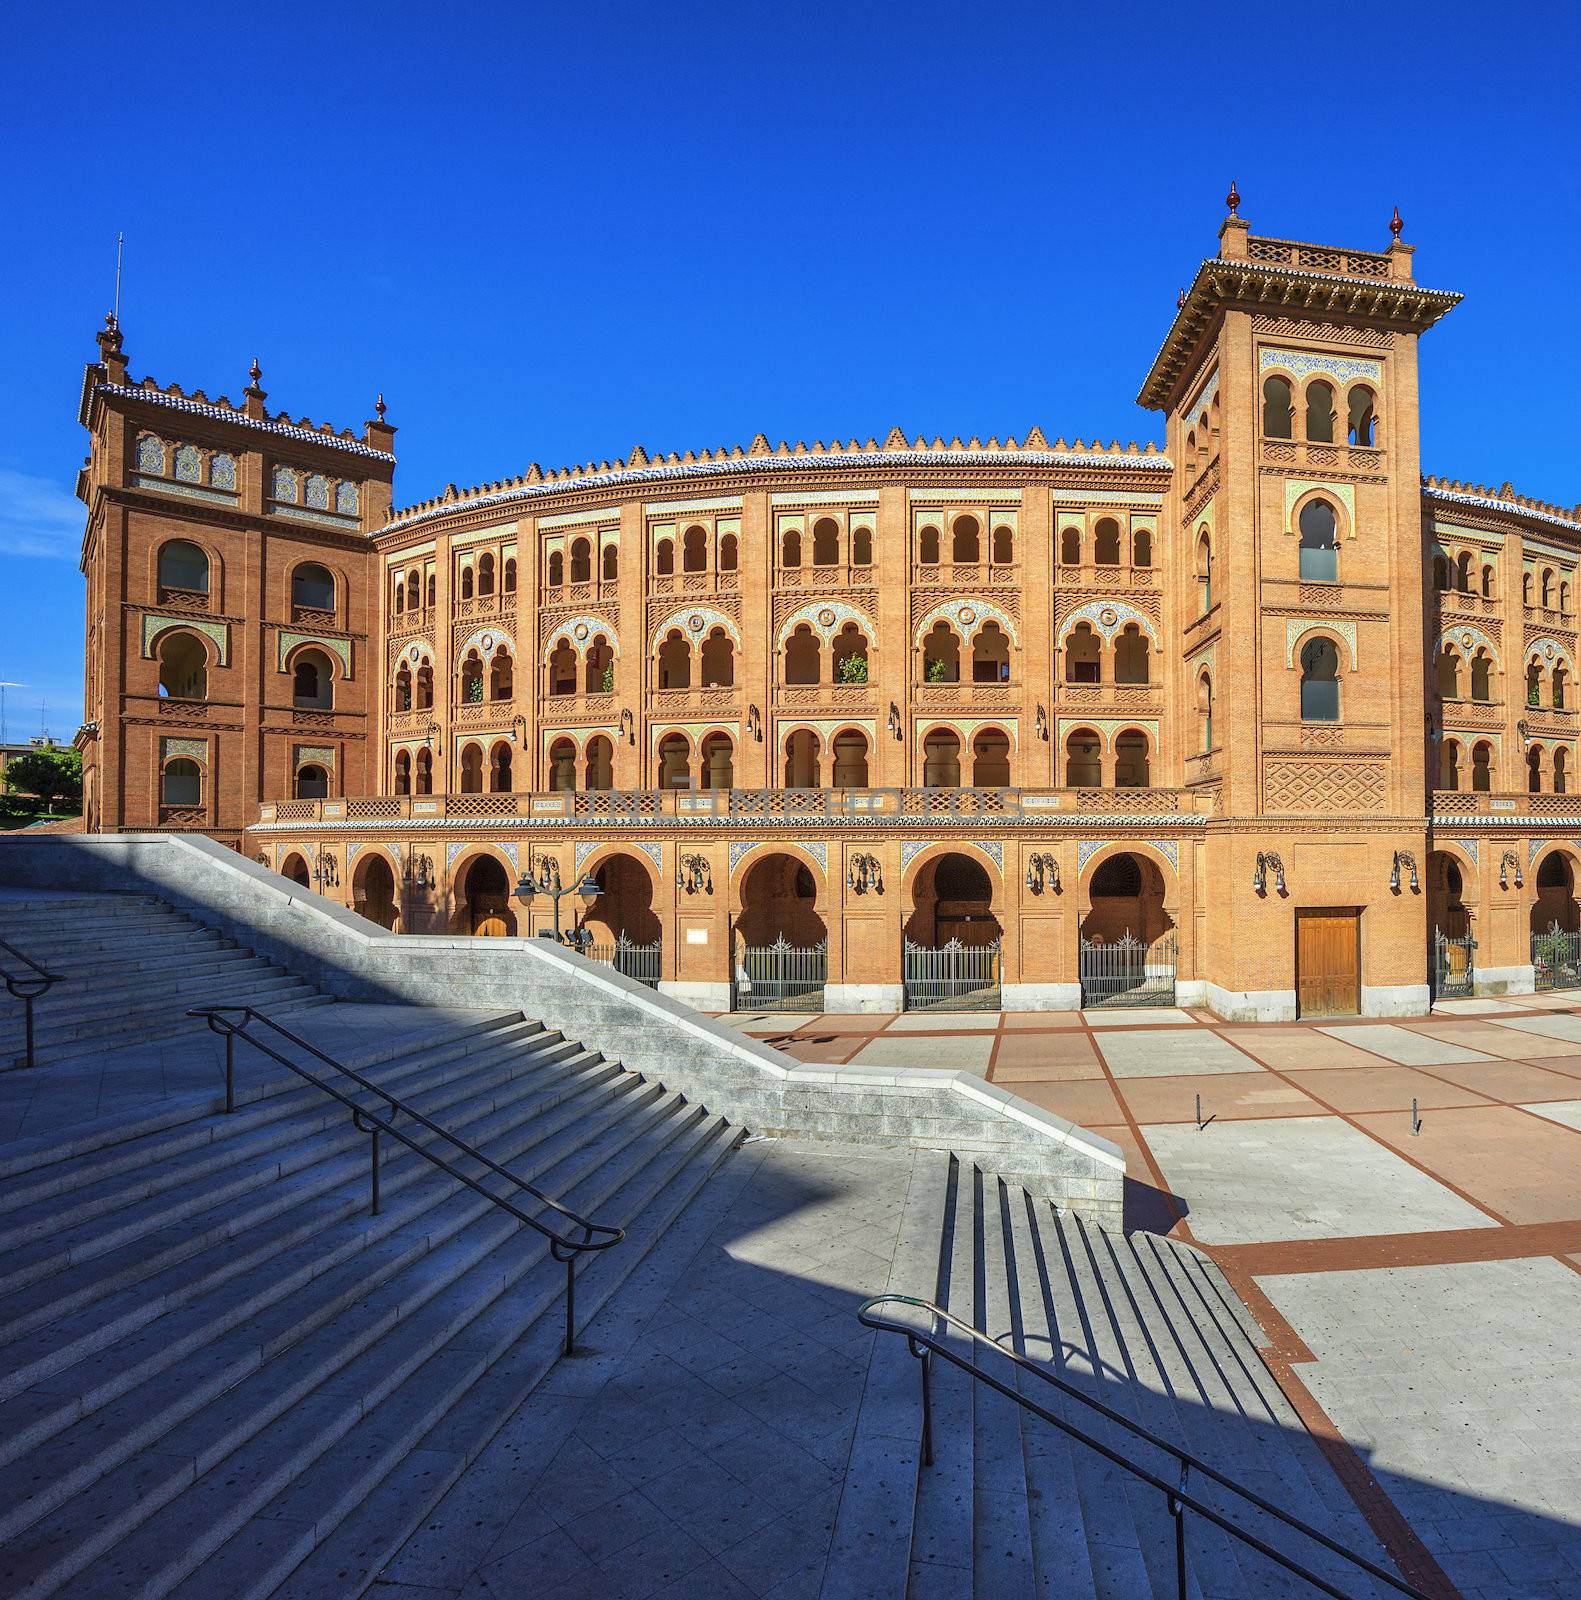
[718,995,1581,1597]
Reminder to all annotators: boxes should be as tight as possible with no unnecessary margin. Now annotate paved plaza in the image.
[715,996,1581,1597]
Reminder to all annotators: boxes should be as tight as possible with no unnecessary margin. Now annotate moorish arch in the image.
[649,604,741,652]
[733,850,828,950]
[728,839,828,919]
[1056,599,1159,650]
[776,599,880,651]
[579,846,662,946]
[903,846,1003,948]
[911,597,1021,650]
[542,614,620,661]
[448,846,518,937]
[352,847,400,931]
[1076,842,1178,946]
[279,851,311,888]
[1530,842,1581,935]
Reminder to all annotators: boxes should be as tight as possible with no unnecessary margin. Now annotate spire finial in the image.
[375,392,387,421]
[249,357,262,385]
[1176,286,1186,311]
[1389,204,1403,240]
[1226,180,1240,216]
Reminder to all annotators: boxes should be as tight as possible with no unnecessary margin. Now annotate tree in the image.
[4,746,82,809]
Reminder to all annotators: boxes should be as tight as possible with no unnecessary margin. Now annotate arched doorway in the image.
[458,855,516,937]
[354,853,399,932]
[903,851,1001,1010]
[1532,850,1581,992]
[1078,852,1177,1008]
[281,852,310,888]
[1428,850,1473,998]
[733,852,827,1011]
[582,852,661,986]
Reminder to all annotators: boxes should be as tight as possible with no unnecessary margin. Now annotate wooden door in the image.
[1296,909,1360,1017]
[471,896,510,937]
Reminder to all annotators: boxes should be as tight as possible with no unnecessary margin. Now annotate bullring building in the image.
[72,202,1581,1019]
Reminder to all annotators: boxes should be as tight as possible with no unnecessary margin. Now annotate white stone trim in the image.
[821,983,905,1013]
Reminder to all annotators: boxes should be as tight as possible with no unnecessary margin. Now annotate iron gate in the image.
[1079,931,1178,1009]
[1532,923,1581,991]
[585,935,662,989]
[734,938,827,1012]
[903,939,1001,1011]
[1431,928,1476,999]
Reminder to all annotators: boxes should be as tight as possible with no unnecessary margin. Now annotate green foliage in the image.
[1534,925,1576,977]
[465,675,484,703]
[4,746,82,808]
[836,653,868,685]
[924,657,947,684]
[601,662,615,693]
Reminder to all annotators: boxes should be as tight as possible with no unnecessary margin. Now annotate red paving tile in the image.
[1415,1058,1581,1102]
[774,1036,865,1064]
[1114,1072,1318,1124]
[992,1032,1103,1078]
[806,1014,893,1034]
[1399,1020,1581,1058]
[1217,1028,1384,1070]
[1000,1011,1086,1030]
[1009,1077,1125,1127]
[1283,1065,1495,1113]
[1352,1104,1581,1225]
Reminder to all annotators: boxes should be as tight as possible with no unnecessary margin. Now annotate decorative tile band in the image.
[159,736,207,762]
[1145,838,1180,870]
[777,600,879,648]
[278,630,352,675]
[1260,348,1383,386]
[972,840,1003,871]
[913,597,1019,647]
[1453,839,1478,865]
[1059,599,1158,646]
[1284,617,1357,670]
[143,614,228,665]
[544,614,619,659]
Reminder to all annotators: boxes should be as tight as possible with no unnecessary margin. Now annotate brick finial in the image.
[1226,180,1240,216]
[1390,205,1404,240]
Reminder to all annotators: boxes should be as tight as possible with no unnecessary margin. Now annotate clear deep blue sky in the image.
[3,1,1578,742]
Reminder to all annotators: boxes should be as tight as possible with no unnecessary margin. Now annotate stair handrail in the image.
[859,1293,1428,1600]
[0,935,64,1071]
[190,1004,623,1354]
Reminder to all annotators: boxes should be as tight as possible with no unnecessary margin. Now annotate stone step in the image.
[0,1085,707,1599]
[0,924,235,963]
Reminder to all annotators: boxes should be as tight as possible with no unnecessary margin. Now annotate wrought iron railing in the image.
[1431,928,1475,999]
[903,938,1000,1010]
[1079,929,1178,1008]
[1532,923,1581,991]
[734,938,827,1011]
[188,1005,623,1355]
[0,937,63,1071]
[585,935,662,989]
[859,1294,1428,1600]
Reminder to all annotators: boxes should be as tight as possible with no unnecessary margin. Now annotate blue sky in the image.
[3,1,1578,742]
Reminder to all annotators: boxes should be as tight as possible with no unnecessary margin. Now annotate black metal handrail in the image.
[1,937,64,1071]
[859,1294,1428,1600]
[190,1004,623,1354]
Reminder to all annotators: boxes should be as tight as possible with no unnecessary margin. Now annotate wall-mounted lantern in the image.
[1389,849,1420,894]
[676,852,713,895]
[1252,850,1286,896]
[1499,850,1524,891]
[847,852,883,894]
[1025,851,1060,894]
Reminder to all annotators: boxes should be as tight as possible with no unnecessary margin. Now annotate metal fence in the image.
[1078,931,1178,1009]
[584,936,662,989]
[903,939,1001,1011]
[734,938,827,1012]
[1532,923,1581,992]
[1431,928,1476,999]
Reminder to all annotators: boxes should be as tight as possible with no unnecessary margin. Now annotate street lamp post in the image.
[515,857,603,942]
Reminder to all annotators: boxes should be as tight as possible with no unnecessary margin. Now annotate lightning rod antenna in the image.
[113,233,124,328]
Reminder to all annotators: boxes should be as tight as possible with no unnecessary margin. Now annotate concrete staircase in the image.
[0,893,328,1067]
[830,1154,1404,1600]
[0,977,741,1598]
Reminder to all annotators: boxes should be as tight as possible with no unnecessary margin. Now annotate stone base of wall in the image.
[1360,982,1430,1017]
[1475,963,1535,996]
[1200,982,1299,1023]
[822,983,905,1013]
[999,982,1082,1012]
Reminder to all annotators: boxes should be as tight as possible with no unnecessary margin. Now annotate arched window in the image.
[395,663,412,712]
[1556,664,1570,711]
[831,729,869,788]
[718,535,736,572]
[393,579,405,615]
[812,517,839,566]
[292,563,335,616]
[658,629,692,689]
[655,539,673,577]
[570,539,591,583]
[602,543,619,581]
[295,764,328,800]
[157,631,208,700]
[459,743,484,793]
[292,648,334,709]
[1529,745,1544,794]
[1472,742,1492,792]
[1305,381,1335,444]
[970,622,1010,684]
[548,642,576,696]
[158,540,210,598]
[785,625,821,685]
[1482,565,1495,600]
[1347,386,1377,447]
[1094,518,1120,565]
[1299,637,1340,722]
[922,729,961,787]
[406,571,421,611]
[1197,673,1213,752]
[832,623,869,683]
[784,728,822,788]
[1114,731,1149,788]
[462,649,487,702]
[1196,413,1211,471]
[1262,375,1294,438]
[852,526,873,566]
[489,647,513,700]
[1065,729,1101,787]
[700,732,734,790]
[1196,532,1212,612]
[415,660,433,709]
[1441,739,1461,791]
[781,528,801,567]
[922,621,960,684]
[477,553,496,595]
[700,628,734,687]
[1298,500,1339,582]
[504,557,516,594]
[1064,622,1100,684]
[393,749,411,795]
[1542,569,1556,608]
[1456,551,1473,593]
[1434,556,1450,592]
[415,746,433,795]
[162,758,202,808]
[585,635,614,694]
[1563,581,1572,614]
[1114,625,1150,685]
[586,735,613,791]
[919,525,940,565]
[971,728,1011,788]
[1523,573,1533,606]
[683,525,708,572]
[549,738,577,792]
[1557,748,1571,795]
[658,733,690,790]
[461,565,475,600]
[1132,527,1152,568]
[1437,649,1461,701]
[1528,659,1543,708]
[1471,651,1492,703]
[951,515,980,564]
[1060,527,1081,565]
[488,742,512,793]
[547,550,564,587]
[426,572,436,608]
[991,524,1013,564]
